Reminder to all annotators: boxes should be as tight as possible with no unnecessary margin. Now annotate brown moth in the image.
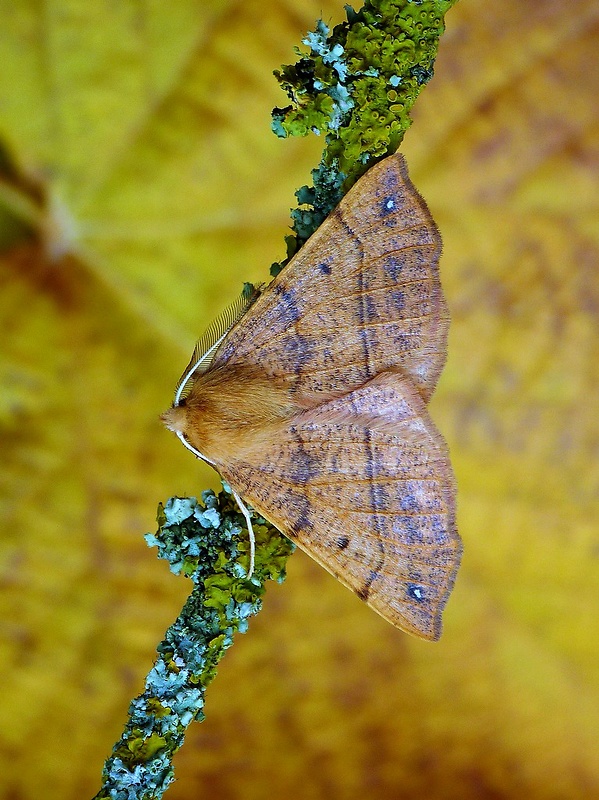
[162,152,461,640]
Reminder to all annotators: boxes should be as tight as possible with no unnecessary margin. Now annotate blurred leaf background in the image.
[1,1,599,798]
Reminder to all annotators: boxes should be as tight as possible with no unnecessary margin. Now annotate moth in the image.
[162,152,461,640]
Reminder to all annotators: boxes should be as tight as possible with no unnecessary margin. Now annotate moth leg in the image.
[231,487,255,578]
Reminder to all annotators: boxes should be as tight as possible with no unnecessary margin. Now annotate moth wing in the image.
[212,153,447,404]
[215,370,461,640]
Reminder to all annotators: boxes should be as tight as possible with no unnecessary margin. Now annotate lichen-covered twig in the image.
[95,1,455,796]
[93,490,294,800]
[271,0,457,275]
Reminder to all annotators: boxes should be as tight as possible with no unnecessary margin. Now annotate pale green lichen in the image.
[94,490,293,800]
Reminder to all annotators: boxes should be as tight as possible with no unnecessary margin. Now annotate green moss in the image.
[270,0,457,276]
[123,733,168,763]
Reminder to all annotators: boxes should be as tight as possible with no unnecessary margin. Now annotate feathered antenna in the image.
[173,283,260,407]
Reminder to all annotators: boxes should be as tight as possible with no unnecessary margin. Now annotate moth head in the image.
[161,401,215,465]
[160,404,188,435]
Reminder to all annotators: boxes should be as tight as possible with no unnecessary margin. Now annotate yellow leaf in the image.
[1,1,599,799]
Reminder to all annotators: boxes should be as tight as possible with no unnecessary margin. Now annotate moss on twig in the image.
[271,0,456,275]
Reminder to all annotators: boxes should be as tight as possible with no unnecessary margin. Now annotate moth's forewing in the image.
[211,153,447,406]
[213,371,460,640]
